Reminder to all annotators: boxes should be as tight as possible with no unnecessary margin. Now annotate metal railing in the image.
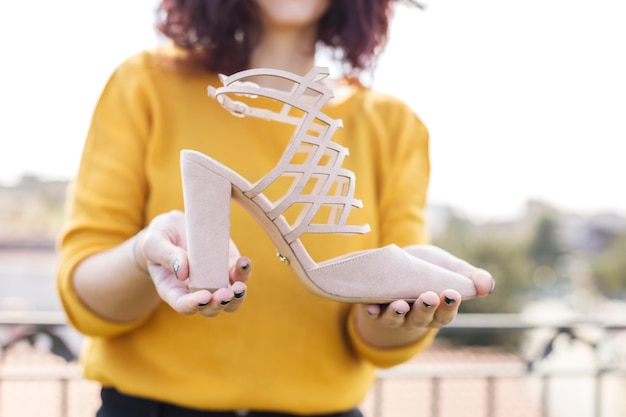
[1,312,625,417]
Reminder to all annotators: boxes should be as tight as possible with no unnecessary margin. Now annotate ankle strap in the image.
[207,66,338,133]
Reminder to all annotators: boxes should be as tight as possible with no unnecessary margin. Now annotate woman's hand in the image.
[138,210,252,317]
[404,244,495,297]
[353,245,494,348]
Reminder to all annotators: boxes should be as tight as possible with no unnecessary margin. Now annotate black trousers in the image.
[96,388,363,417]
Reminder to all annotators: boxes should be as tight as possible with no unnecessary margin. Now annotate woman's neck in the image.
[248,27,317,90]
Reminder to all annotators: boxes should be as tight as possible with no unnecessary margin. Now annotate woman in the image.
[57,1,495,416]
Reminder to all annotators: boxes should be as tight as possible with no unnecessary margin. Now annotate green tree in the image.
[433,216,535,348]
[589,232,626,299]
[527,215,563,268]
[433,216,534,315]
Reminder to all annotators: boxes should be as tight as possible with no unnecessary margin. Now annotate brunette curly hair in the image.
[156,0,423,77]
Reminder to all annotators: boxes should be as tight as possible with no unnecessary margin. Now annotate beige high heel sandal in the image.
[181,66,477,303]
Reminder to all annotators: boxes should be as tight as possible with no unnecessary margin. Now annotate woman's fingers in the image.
[230,256,252,283]
[404,291,439,328]
[405,244,495,296]
[222,281,247,313]
[141,210,189,279]
[429,290,461,327]
[151,264,247,316]
[377,300,411,328]
[139,210,250,316]
[361,289,462,330]
[149,264,207,314]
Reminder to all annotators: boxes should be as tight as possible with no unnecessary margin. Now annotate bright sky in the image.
[2,0,625,222]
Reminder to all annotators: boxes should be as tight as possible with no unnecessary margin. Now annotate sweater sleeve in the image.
[56,53,155,337]
[346,96,435,367]
[377,98,431,248]
[347,308,438,368]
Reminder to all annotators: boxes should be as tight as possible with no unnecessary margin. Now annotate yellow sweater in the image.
[57,48,435,414]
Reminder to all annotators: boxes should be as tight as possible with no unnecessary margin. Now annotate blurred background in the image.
[1,1,625,416]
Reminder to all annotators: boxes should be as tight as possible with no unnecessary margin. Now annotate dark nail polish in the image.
[444,296,456,305]
[173,261,180,279]
[197,301,209,307]
[394,310,406,316]
[234,290,245,299]
[220,299,232,306]
[422,301,433,308]
[241,262,250,271]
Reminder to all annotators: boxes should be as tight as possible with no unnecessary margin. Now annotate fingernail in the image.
[220,299,232,306]
[197,301,209,307]
[234,290,245,299]
[394,310,406,316]
[444,296,456,305]
[366,306,378,317]
[241,261,250,271]
[422,301,433,308]
[490,279,496,294]
[173,261,180,279]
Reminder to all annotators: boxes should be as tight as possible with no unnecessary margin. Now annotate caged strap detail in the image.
[181,66,477,302]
